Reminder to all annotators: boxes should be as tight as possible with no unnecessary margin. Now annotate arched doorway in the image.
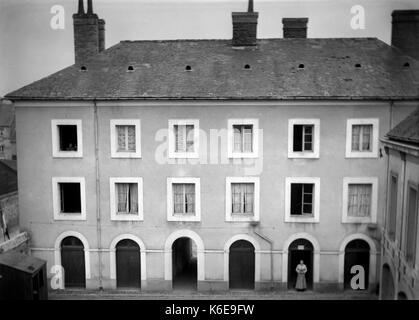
[172,237,197,290]
[288,239,313,290]
[116,239,141,288]
[398,291,408,300]
[381,264,395,300]
[61,236,86,288]
[344,239,370,290]
[229,240,255,289]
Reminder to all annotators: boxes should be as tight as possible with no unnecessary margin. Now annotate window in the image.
[226,177,260,222]
[342,177,378,223]
[51,120,83,158]
[52,177,86,220]
[288,119,320,158]
[285,177,320,223]
[388,174,398,240]
[345,119,379,158]
[110,119,141,158]
[167,177,200,221]
[0,145,4,153]
[109,178,143,221]
[168,120,199,158]
[227,119,259,158]
[405,184,418,266]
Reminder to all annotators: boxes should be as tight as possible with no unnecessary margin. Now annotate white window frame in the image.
[227,119,259,159]
[51,119,83,158]
[342,177,378,224]
[167,177,201,222]
[288,119,320,159]
[110,119,141,158]
[345,119,379,158]
[52,177,86,221]
[109,177,144,221]
[226,176,260,222]
[168,119,199,159]
[285,177,320,223]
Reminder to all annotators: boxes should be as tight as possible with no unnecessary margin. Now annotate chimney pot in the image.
[282,18,308,39]
[391,10,419,60]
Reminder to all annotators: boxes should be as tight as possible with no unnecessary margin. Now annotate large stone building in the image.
[4,1,419,293]
[380,108,419,300]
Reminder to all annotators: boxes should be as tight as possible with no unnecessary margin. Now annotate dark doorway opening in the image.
[398,291,408,300]
[116,239,141,289]
[288,239,314,290]
[381,264,395,300]
[229,240,255,290]
[172,237,197,290]
[344,239,370,290]
[60,236,85,288]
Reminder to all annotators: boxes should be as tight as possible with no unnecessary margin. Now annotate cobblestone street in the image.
[49,289,377,300]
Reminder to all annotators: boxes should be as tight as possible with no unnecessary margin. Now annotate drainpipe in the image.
[94,99,103,289]
[252,226,274,290]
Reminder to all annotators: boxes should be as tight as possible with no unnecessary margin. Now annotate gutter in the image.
[93,99,103,289]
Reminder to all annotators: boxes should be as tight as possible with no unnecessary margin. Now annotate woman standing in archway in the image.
[295,260,307,291]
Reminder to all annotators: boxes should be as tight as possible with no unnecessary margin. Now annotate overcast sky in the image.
[1,0,419,97]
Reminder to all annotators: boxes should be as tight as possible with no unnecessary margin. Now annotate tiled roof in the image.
[5,38,419,101]
[387,108,419,144]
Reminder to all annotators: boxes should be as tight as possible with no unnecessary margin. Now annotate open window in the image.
[285,177,320,223]
[404,183,418,266]
[167,177,201,221]
[228,119,259,158]
[345,119,379,158]
[168,120,199,158]
[110,119,141,158]
[342,177,378,223]
[110,177,143,221]
[226,177,260,222]
[52,177,86,220]
[288,119,320,158]
[51,120,83,158]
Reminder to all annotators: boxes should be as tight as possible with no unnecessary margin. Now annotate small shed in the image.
[0,251,47,300]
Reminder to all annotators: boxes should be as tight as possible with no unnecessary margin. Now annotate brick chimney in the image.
[392,10,419,61]
[282,18,308,39]
[73,0,105,65]
[232,0,259,46]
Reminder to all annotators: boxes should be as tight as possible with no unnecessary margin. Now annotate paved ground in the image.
[49,289,377,300]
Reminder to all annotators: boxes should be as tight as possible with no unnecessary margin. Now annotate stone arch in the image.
[223,234,261,282]
[54,230,91,280]
[282,232,320,284]
[164,229,205,281]
[109,234,147,282]
[338,233,377,286]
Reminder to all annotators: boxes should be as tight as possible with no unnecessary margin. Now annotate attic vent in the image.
[244,64,251,70]
[298,64,305,69]
[80,66,87,72]
[127,66,134,72]
[355,63,362,68]
[403,62,410,68]
[185,65,192,71]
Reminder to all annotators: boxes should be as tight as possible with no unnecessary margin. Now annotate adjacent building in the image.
[0,99,16,160]
[4,1,419,293]
[380,108,419,300]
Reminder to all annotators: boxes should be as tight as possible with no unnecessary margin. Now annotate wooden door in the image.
[344,240,369,289]
[116,239,141,288]
[61,236,86,288]
[229,240,255,289]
